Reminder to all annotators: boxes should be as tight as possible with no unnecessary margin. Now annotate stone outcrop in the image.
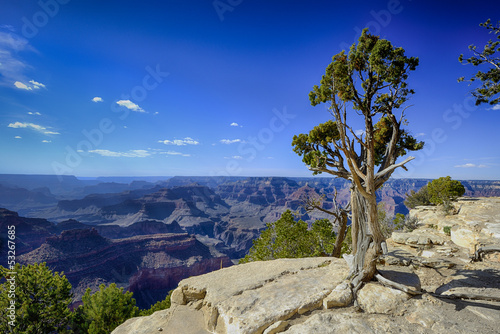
[112,197,500,333]
[409,197,500,253]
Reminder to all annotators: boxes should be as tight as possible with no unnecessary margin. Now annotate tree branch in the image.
[375,156,415,181]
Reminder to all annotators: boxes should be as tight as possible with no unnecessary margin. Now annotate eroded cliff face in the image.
[18,229,232,309]
[0,208,56,259]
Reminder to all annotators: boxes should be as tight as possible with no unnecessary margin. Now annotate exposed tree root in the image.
[472,245,500,262]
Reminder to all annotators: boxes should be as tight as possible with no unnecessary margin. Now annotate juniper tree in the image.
[459,19,500,106]
[0,263,73,334]
[292,29,423,289]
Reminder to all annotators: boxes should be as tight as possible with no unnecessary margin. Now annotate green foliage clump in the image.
[240,210,350,263]
[378,204,419,238]
[76,283,139,334]
[459,19,500,106]
[0,263,73,334]
[139,292,171,317]
[404,184,431,209]
[443,226,452,236]
[427,176,465,205]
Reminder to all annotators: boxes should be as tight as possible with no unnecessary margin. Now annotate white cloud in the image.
[490,104,500,110]
[354,129,365,137]
[14,80,46,91]
[42,140,51,143]
[92,97,103,103]
[14,136,21,139]
[0,32,38,88]
[14,81,31,90]
[415,132,426,137]
[158,137,199,146]
[220,139,242,144]
[225,155,243,160]
[230,122,242,127]
[28,111,41,116]
[7,121,59,135]
[29,80,45,89]
[116,100,145,112]
[86,148,191,158]
[89,149,151,158]
[160,151,191,157]
[454,163,488,168]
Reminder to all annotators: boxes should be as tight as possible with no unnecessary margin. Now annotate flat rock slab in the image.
[123,257,348,334]
[392,231,445,246]
[111,305,210,334]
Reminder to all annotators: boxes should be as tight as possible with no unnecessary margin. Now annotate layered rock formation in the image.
[113,197,500,333]
[18,228,232,309]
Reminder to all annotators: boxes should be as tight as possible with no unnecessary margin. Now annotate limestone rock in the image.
[392,231,445,246]
[357,283,411,315]
[323,281,353,309]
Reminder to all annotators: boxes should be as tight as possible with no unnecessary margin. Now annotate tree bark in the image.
[331,210,348,258]
[347,187,384,287]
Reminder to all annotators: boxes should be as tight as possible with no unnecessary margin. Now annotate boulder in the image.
[323,281,353,309]
[357,283,411,315]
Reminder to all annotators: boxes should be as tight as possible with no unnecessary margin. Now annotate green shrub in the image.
[404,184,431,209]
[76,283,139,334]
[139,292,171,316]
[240,210,350,263]
[427,176,465,205]
[443,226,451,236]
[378,204,419,238]
[0,263,73,334]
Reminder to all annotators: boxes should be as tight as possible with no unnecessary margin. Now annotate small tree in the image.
[427,176,465,205]
[300,189,349,257]
[404,184,431,209]
[0,263,73,334]
[459,19,500,106]
[77,283,139,334]
[239,210,348,263]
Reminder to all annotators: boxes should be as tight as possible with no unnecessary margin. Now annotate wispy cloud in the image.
[454,163,488,168]
[225,155,243,160]
[86,148,191,158]
[160,151,191,157]
[14,81,31,90]
[27,111,41,116]
[230,122,242,127]
[14,136,21,139]
[7,122,59,135]
[92,97,103,103]
[29,80,45,89]
[220,139,243,144]
[0,32,38,88]
[13,80,46,91]
[489,104,500,111]
[354,129,365,137]
[42,140,51,143]
[88,149,151,158]
[158,137,199,146]
[116,100,145,112]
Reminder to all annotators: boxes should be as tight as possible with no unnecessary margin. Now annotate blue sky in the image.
[0,0,499,180]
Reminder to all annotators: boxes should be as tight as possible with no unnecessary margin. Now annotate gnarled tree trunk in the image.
[346,187,384,289]
[331,209,348,258]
